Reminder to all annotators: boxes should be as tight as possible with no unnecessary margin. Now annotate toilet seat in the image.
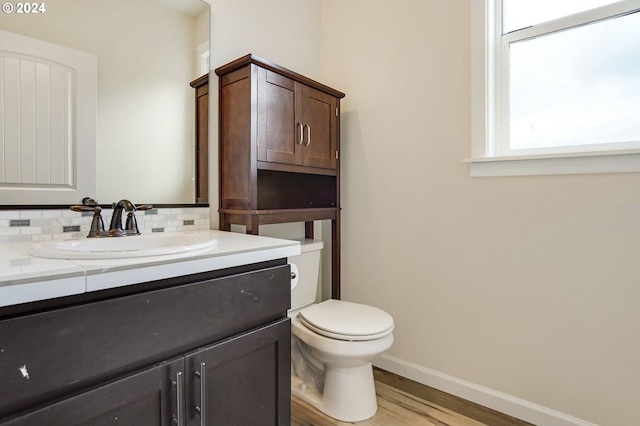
[298,299,394,341]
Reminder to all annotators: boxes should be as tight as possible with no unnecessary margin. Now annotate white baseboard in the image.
[374,354,600,426]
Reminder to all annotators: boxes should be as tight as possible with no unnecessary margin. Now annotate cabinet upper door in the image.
[301,85,338,169]
[257,68,302,166]
[257,67,338,171]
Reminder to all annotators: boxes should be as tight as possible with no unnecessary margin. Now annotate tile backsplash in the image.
[0,207,211,244]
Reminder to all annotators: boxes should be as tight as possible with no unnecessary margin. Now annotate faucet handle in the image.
[124,204,153,236]
[124,211,140,235]
[70,204,107,238]
[71,204,97,213]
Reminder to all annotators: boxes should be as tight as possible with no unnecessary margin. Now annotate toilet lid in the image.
[298,299,394,341]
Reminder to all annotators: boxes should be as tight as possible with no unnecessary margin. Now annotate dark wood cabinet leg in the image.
[246,216,260,235]
[332,213,340,300]
[305,221,314,240]
[219,213,231,231]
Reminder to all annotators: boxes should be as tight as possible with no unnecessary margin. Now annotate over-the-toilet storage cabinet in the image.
[216,54,345,298]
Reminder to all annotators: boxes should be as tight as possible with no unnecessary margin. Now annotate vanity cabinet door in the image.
[185,318,291,426]
[1,358,183,426]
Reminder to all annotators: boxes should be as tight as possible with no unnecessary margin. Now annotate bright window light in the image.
[509,11,640,151]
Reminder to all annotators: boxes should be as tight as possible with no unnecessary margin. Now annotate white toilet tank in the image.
[289,239,324,311]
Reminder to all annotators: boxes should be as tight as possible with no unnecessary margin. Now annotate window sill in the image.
[463,149,640,177]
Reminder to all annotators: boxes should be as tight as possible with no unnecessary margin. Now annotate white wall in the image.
[208,0,333,294]
[210,0,321,78]
[320,1,640,425]
[207,0,322,235]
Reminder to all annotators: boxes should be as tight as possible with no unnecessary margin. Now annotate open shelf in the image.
[257,170,337,210]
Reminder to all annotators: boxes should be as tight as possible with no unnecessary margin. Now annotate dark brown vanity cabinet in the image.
[0,261,291,425]
[216,54,345,298]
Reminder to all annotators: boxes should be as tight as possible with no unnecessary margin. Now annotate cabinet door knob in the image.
[304,124,311,146]
[297,122,304,145]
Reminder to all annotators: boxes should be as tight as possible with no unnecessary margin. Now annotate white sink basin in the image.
[30,232,218,259]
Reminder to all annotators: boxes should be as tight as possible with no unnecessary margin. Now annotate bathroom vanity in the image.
[0,231,298,425]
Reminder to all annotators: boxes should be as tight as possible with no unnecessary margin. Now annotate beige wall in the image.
[209,1,640,425]
[321,1,640,425]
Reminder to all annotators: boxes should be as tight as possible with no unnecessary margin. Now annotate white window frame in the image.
[197,41,210,76]
[468,0,640,177]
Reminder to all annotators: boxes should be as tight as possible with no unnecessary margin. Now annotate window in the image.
[469,0,640,176]
[197,41,210,76]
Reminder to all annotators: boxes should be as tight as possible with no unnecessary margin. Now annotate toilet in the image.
[289,240,394,422]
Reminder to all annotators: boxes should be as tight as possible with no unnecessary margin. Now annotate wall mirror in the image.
[0,0,210,207]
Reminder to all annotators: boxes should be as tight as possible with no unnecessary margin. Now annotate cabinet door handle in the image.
[297,122,304,145]
[172,372,184,426]
[304,124,311,146]
[194,362,206,425]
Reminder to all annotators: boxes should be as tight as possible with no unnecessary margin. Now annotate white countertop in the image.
[0,230,300,308]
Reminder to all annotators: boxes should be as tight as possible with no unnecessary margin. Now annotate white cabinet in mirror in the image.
[0,0,210,206]
[0,29,97,205]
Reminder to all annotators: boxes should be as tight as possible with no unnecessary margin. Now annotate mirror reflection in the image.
[0,0,210,206]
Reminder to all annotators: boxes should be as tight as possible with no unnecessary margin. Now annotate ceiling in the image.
[153,0,208,17]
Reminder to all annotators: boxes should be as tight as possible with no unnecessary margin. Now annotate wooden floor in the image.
[291,368,534,426]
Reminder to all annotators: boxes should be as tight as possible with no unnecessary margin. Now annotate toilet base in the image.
[291,362,378,422]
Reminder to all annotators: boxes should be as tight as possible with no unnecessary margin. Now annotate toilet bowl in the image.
[289,241,394,422]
